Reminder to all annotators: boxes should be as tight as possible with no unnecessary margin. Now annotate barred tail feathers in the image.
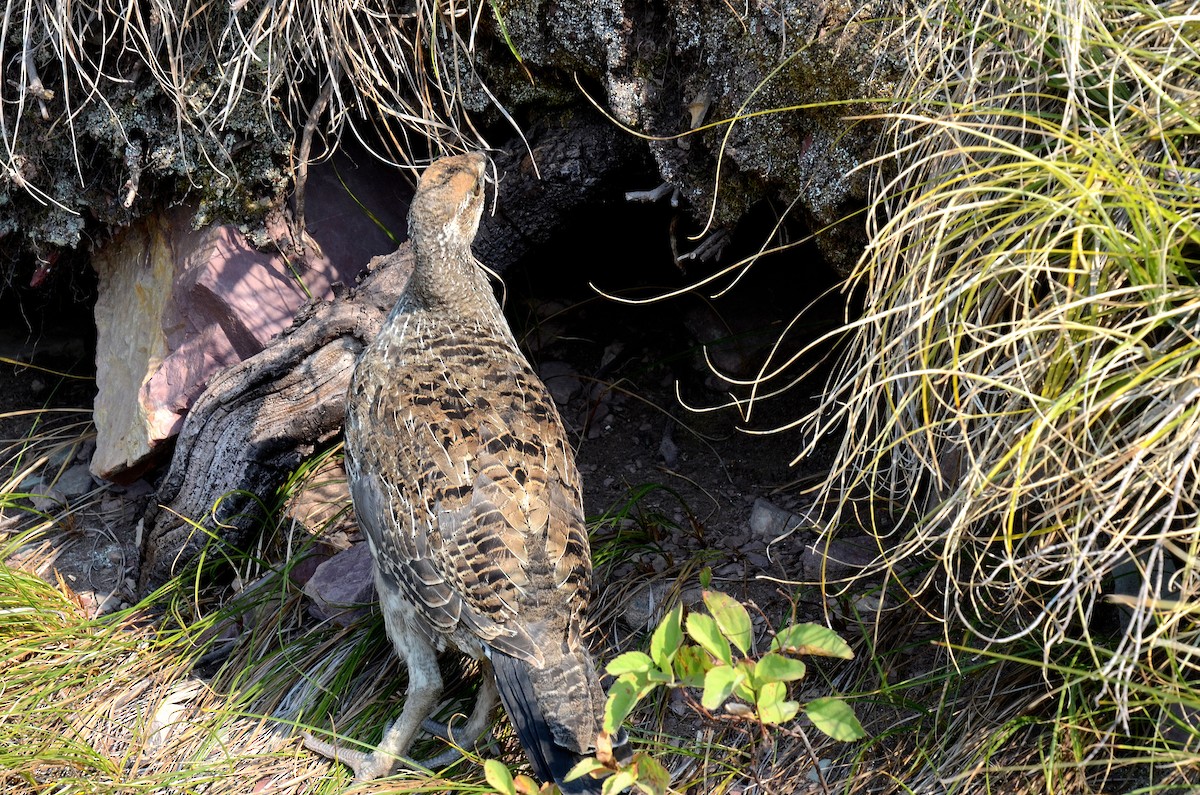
[490,649,603,795]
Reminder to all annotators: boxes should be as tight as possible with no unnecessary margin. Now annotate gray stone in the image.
[303,542,376,626]
[56,463,96,498]
[622,582,705,632]
[749,497,811,541]
[657,423,679,467]
[622,581,681,632]
[30,489,63,512]
[802,535,880,580]
[538,360,582,406]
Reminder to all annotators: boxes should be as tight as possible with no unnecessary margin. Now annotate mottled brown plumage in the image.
[303,153,604,791]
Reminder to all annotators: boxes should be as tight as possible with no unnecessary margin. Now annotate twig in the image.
[292,63,341,244]
[21,38,53,121]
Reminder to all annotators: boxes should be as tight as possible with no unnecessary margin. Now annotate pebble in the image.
[56,463,97,498]
[538,360,582,405]
[31,489,63,512]
[621,580,675,630]
[749,497,811,541]
[745,552,772,570]
[587,413,614,439]
[802,535,879,579]
[658,424,679,467]
[302,542,376,626]
[74,440,97,463]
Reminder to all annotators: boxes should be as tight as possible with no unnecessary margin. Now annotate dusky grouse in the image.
[303,153,606,793]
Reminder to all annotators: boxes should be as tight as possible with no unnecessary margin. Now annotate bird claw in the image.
[302,731,386,781]
[302,730,451,781]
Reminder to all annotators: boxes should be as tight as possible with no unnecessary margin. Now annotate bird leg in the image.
[420,662,500,764]
[304,628,445,781]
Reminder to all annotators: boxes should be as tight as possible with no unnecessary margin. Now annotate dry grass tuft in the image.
[1,0,506,220]
[749,0,1200,786]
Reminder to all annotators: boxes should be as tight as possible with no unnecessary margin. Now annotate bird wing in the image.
[348,340,591,666]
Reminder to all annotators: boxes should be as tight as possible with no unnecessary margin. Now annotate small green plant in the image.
[565,573,865,795]
[485,757,558,795]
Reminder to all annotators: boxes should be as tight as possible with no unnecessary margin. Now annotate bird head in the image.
[408,152,488,260]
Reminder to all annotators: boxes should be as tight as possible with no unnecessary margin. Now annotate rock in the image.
[657,423,679,467]
[684,304,759,379]
[74,440,97,463]
[30,488,63,512]
[802,535,880,580]
[287,553,327,589]
[55,463,96,498]
[90,208,183,482]
[588,412,614,439]
[284,456,357,549]
[744,552,772,570]
[749,497,811,541]
[303,542,376,626]
[538,360,582,405]
[92,210,352,481]
[621,581,702,631]
[90,153,409,483]
[487,0,899,270]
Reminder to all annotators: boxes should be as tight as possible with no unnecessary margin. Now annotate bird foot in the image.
[302,731,436,782]
[420,717,496,767]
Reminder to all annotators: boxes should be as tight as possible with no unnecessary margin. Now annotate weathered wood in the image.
[138,247,414,592]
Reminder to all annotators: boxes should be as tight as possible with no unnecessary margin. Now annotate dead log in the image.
[137,248,413,592]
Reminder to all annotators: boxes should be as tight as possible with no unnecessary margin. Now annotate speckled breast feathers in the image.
[343,153,593,667]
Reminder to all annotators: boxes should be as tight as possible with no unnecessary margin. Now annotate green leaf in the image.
[512,774,539,795]
[701,663,744,710]
[632,752,671,795]
[756,681,799,726]
[754,652,807,683]
[565,757,608,783]
[732,659,756,702]
[699,566,712,588]
[607,651,655,676]
[603,769,637,795]
[805,696,867,741]
[703,590,753,656]
[771,623,854,659]
[672,643,710,688]
[650,603,683,671]
[484,759,516,795]
[686,612,731,665]
[604,675,644,733]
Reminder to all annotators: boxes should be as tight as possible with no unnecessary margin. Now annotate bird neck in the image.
[408,236,506,326]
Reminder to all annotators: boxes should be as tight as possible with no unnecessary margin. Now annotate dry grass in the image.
[0,0,506,219]
[756,0,1200,787]
[0,431,862,795]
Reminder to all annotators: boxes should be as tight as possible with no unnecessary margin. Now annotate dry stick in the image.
[292,62,340,246]
[21,37,53,120]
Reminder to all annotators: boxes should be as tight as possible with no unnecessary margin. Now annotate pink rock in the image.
[91,150,410,481]
[303,541,377,626]
[143,225,355,442]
